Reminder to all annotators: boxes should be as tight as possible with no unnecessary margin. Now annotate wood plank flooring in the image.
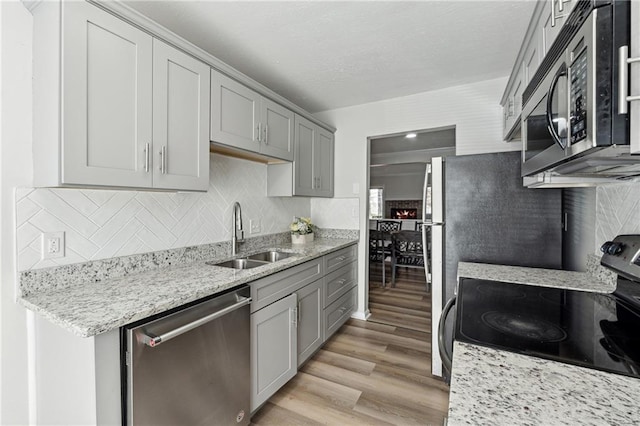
[251,261,449,425]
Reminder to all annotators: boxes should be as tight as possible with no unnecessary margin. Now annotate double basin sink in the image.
[207,250,292,270]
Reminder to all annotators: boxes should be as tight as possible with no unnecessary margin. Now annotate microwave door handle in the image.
[546,62,568,150]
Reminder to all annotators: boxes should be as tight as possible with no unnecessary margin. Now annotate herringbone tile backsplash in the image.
[16,155,311,271]
[596,182,640,253]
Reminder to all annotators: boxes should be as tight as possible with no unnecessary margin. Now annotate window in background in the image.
[369,187,384,219]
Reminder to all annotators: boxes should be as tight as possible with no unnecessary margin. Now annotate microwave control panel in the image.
[570,50,588,145]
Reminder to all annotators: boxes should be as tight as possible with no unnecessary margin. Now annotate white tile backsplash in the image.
[16,155,310,270]
[310,198,359,229]
[595,182,640,253]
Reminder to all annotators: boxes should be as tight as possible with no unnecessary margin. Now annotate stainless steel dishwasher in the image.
[123,286,251,426]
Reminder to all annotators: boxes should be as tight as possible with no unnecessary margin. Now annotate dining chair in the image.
[390,230,425,287]
[369,229,392,287]
[377,220,402,232]
[414,221,423,231]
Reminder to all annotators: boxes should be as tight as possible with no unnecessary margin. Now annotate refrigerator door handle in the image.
[421,222,444,227]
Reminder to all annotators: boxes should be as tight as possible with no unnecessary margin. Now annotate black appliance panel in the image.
[455,278,640,378]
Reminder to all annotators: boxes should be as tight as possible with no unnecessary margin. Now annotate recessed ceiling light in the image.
[405,133,417,139]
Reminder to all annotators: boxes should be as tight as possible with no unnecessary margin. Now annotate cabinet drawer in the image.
[251,258,323,313]
[323,285,357,340]
[324,244,357,274]
[323,261,357,308]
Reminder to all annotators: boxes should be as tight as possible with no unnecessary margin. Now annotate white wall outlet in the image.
[249,219,262,234]
[42,231,65,260]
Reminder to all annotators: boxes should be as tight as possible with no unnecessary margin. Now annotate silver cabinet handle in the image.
[141,295,252,347]
[144,143,150,173]
[256,123,262,142]
[264,124,268,145]
[292,306,298,327]
[336,256,346,261]
[550,0,567,27]
[337,278,347,285]
[618,46,640,115]
[159,147,164,174]
[438,296,457,375]
[163,146,167,174]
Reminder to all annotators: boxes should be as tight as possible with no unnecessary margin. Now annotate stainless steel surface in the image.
[246,250,292,262]
[232,201,245,257]
[209,258,267,269]
[126,286,251,426]
[618,45,640,115]
[140,294,251,347]
[600,235,640,281]
[438,295,456,377]
[144,143,150,173]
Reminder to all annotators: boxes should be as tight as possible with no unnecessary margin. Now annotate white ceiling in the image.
[371,127,455,155]
[123,0,536,113]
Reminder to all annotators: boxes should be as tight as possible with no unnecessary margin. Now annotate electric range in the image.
[455,235,640,379]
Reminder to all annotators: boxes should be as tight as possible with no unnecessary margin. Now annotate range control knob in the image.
[600,241,625,255]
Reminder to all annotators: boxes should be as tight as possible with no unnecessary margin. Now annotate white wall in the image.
[1,1,34,423]
[309,198,359,230]
[314,76,517,318]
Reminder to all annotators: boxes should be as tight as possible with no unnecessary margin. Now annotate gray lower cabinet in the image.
[296,279,324,367]
[250,293,297,412]
[250,244,358,413]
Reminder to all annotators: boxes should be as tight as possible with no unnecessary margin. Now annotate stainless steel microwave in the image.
[521,0,631,177]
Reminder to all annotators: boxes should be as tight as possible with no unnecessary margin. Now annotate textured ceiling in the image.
[124,1,536,113]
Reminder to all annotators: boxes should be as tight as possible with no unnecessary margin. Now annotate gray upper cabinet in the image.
[210,69,294,161]
[152,39,211,191]
[292,115,335,197]
[33,1,210,191]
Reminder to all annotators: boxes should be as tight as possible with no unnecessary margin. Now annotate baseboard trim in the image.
[351,309,371,321]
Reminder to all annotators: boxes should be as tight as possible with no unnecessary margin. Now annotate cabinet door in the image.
[293,115,316,196]
[314,127,334,197]
[210,70,261,153]
[296,280,323,367]
[541,0,562,55]
[153,40,210,191]
[251,293,297,412]
[63,1,152,187]
[260,98,294,161]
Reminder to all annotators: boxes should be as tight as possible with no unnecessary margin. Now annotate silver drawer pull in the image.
[141,296,251,347]
[336,256,346,261]
[618,46,640,115]
[337,279,347,285]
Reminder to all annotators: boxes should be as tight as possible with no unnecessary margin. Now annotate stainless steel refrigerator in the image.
[421,151,563,377]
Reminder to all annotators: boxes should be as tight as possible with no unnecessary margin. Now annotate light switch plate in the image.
[250,219,262,234]
[42,231,65,259]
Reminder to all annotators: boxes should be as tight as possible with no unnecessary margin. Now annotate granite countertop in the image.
[457,260,616,293]
[448,341,640,425]
[19,237,357,338]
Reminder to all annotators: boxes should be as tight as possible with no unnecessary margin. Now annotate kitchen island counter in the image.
[448,341,640,425]
[19,237,358,338]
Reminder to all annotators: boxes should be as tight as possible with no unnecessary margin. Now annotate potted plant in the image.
[290,217,315,244]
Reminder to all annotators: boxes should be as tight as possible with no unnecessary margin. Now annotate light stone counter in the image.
[448,341,640,425]
[457,257,616,293]
[19,237,357,337]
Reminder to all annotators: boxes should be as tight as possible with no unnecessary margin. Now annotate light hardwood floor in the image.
[251,262,449,425]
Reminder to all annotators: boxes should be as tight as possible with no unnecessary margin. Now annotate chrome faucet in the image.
[231,202,244,256]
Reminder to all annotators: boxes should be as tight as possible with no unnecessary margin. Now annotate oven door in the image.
[522,53,569,177]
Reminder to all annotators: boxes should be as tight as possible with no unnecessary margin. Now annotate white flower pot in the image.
[292,233,314,245]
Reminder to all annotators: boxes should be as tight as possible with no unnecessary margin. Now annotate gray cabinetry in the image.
[250,243,357,411]
[33,1,210,191]
[296,279,324,367]
[266,114,335,198]
[250,293,297,412]
[210,70,294,161]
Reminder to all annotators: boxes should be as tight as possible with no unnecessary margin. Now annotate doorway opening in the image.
[366,126,455,333]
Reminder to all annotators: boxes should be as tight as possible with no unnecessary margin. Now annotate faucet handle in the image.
[237,229,245,241]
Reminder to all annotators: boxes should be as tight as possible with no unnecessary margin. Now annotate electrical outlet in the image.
[42,231,65,260]
[250,219,262,234]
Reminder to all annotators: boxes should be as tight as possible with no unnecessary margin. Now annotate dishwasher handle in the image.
[141,295,252,347]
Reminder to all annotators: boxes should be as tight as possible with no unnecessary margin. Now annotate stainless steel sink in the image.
[247,251,292,262]
[207,259,268,270]
[207,251,292,269]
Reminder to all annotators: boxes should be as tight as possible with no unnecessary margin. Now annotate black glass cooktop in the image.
[455,278,640,378]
